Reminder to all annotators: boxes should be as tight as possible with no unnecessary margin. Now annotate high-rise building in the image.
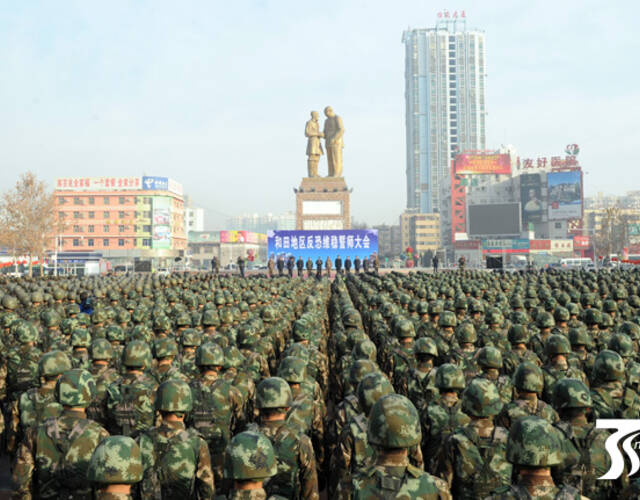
[403,18,486,213]
[227,212,296,233]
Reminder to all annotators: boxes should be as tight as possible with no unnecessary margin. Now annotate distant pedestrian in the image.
[325,257,332,278]
[237,255,245,278]
[277,255,285,276]
[374,254,379,274]
[344,256,352,274]
[362,257,370,273]
[354,256,361,273]
[296,256,304,278]
[267,255,275,277]
[306,257,314,278]
[316,257,323,280]
[432,254,439,273]
[211,256,219,276]
[287,256,294,278]
[335,255,343,275]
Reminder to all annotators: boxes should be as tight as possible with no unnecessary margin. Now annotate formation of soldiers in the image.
[1,267,640,498]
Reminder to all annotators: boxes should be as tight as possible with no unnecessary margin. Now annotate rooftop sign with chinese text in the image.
[267,230,378,261]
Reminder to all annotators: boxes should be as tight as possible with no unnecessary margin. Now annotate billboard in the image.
[55,177,141,191]
[548,171,582,220]
[152,196,171,249]
[573,235,591,250]
[520,173,543,225]
[142,176,169,191]
[267,230,378,261]
[468,203,521,236]
[454,153,511,175]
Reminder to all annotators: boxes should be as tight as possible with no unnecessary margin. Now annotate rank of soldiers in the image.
[0,268,639,499]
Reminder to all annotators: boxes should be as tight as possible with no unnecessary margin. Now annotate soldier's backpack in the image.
[189,381,233,455]
[6,348,40,398]
[110,379,153,436]
[264,424,302,500]
[458,425,509,499]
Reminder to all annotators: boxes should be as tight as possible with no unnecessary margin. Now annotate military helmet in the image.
[92,309,107,325]
[553,306,570,323]
[568,327,591,348]
[584,308,602,326]
[545,334,571,357]
[2,295,18,310]
[202,308,221,327]
[487,310,503,325]
[513,362,544,394]
[256,377,293,409]
[462,378,503,417]
[357,372,394,416]
[393,319,416,339]
[39,350,72,378]
[552,378,592,410]
[90,339,114,361]
[342,309,361,328]
[438,310,457,328]
[593,350,625,382]
[454,297,468,310]
[536,311,555,329]
[609,333,635,359]
[506,416,563,466]
[41,310,61,328]
[14,321,39,343]
[1,311,19,330]
[508,324,529,344]
[71,328,92,347]
[60,318,79,335]
[435,363,465,391]
[352,339,377,361]
[603,299,618,313]
[277,356,307,384]
[175,311,192,327]
[55,369,96,407]
[122,340,152,368]
[181,328,202,347]
[224,431,277,480]
[367,394,421,448]
[195,342,224,367]
[349,359,378,387]
[621,321,640,340]
[510,295,524,309]
[455,322,477,344]
[429,300,444,315]
[476,347,503,369]
[510,311,529,326]
[154,337,178,359]
[413,337,438,357]
[106,325,125,343]
[292,319,311,341]
[155,380,193,413]
[87,436,143,484]
[416,301,429,315]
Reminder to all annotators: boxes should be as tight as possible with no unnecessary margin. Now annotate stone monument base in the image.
[295,177,351,230]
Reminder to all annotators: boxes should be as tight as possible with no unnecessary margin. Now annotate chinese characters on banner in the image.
[437,10,466,18]
[518,156,579,170]
[267,230,379,261]
[55,177,141,191]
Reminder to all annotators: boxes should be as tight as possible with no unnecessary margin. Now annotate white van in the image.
[560,258,595,270]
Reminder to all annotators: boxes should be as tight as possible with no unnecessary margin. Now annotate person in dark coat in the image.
[432,254,439,273]
[315,257,323,280]
[354,256,361,273]
[344,256,352,274]
[335,255,343,275]
[277,255,285,276]
[236,255,245,278]
[363,257,370,273]
[296,256,304,278]
[306,257,314,278]
[286,256,295,278]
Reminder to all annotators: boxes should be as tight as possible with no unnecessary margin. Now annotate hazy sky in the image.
[2,0,639,228]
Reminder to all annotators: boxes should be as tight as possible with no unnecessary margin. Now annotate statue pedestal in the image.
[295,177,351,230]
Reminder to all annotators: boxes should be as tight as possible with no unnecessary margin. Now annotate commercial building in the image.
[186,207,204,233]
[373,224,402,257]
[400,211,440,256]
[53,176,186,269]
[403,15,486,214]
[188,231,267,269]
[227,212,296,233]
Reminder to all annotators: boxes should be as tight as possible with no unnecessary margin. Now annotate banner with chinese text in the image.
[267,230,378,261]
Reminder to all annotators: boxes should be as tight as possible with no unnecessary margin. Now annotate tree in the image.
[0,172,62,276]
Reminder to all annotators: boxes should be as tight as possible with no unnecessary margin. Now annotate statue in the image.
[323,106,344,177]
[305,111,324,177]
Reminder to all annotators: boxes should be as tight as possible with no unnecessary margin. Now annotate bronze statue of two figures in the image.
[305,106,344,178]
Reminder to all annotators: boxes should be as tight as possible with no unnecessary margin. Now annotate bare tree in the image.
[0,172,63,276]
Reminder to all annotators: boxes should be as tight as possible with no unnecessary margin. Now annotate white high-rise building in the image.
[403,17,486,213]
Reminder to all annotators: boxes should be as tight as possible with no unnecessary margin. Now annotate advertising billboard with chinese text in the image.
[547,171,582,220]
[152,196,171,249]
[454,154,511,175]
[267,230,378,261]
[520,173,544,225]
[55,177,141,191]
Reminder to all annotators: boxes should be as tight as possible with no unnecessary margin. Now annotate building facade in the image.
[400,211,441,255]
[186,207,205,233]
[53,176,186,266]
[403,19,486,214]
[188,231,267,269]
[373,224,402,257]
[227,212,296,233]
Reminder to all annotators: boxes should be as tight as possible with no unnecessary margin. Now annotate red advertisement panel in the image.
[455,154,512,175]
[573,235,590,250]
[455,240,481,250]
[530,239,551,250]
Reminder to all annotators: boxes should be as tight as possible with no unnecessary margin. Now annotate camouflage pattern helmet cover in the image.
[90,339,114,360]
[224,431,277,480]
[455,322,477,344]
[39,350,73,378]
[508,324,529,344]
[277,356,307,383]
[513,362,544,394]
[122,340,152,368]
[154,337,179,358]
[71,328,92,347]
[507,416,563,466]
[87,436,143,484]
[462,378,503,417]
[552,378,592,410]
[393,319,416,339]
[435,363,465,390]
[476,346,503,369]
[357,372,394,416]
[438,310,457,328]
[593,350,625,382]
[195,342,224,367]
[367,394,421,448]
[413,337,438,357]
[155,379,193,413]
[256,377,293,409]
[14,321,39,343]
[545,334,571,356]
[55,369,96,407]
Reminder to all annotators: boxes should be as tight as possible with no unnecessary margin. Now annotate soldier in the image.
[541,334,588,403]
[87,436,143,500]
[502,324,541,376]
[13,369,110,498]
[406,337,439,412]
[433,310,459,364]
[152,337,189,384]
[473,347,513,404]
[345,394,451,500]
[435,378,512,498]
[590,349,640,419]
[223,431,278,500]
[86,339,120,426]
[552,378,615,499]
[70,328,92,370]
[486,416,584,499]
[297,256,304,277]
[530,311,555,361]
[387,319,417,396]
[188,342,244,494]
[138,379,215,499]
[253,377,319,500]
[106,340,158,436]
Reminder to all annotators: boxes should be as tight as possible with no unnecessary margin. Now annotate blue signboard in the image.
[482,238,530,250]
[267,230,378,261]
[142,176,169,191]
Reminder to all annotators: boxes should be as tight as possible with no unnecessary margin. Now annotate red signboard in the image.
[573,235,591,250]
[530,239,551,250]
[455,240,481,250]
[455,154,511,175]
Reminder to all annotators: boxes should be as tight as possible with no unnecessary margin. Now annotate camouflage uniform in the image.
[87,436,143,500]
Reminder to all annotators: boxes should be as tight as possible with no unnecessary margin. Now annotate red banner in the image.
[530,239,551,250]
[455,240,481,250]
[455,154,511,175]
[573,235,590,250]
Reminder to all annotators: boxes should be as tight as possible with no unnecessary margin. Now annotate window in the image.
[88,238,94,247]
[58,197,66,205]
[73,225,81,232]
[119,196,126,205]
[103,211,109,218]
[103,239,110,247]
[143,239,151,247]
[73,197,82,205]
[119,211,126,218]
[88,225,94,233]
[103,225,110,232]
[144,211,152,218]
[118,225,125,233]
[104,197,110,204]
[143,225,151,232]
[555,222,562,229]
[88,211,95,219]
[133,225,137,232]
[88,196,95,205]
[73,211,81,219]
[118,239,125,246]
[73,239,80,247]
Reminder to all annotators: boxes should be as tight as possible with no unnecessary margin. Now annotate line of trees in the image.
[0,172,62,276]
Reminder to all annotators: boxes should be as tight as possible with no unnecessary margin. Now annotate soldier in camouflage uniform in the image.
[502,324,541,376]
[70,328,92,370]
[253,377,319,500]
[590,349,640,419]
[344,394,451,500]
[387,319,417,396]
[138,379,215,499]
[486,416,585,500]
[406,337,439,412]
[152,337,189,384]
[13,369,110,499]
[223,431,278,500]
[541,334,588,403]
[433,311,459,364]
[435,378,512,499]
[472,347,513,404]
[187,342,244,494]
[86,339,119,426]
[87,436,143,500]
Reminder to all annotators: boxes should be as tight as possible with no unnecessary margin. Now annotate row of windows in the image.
[64,211,153,219]
[69,224,152,233]
[70,238,152,247]
[59,196,153,206]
